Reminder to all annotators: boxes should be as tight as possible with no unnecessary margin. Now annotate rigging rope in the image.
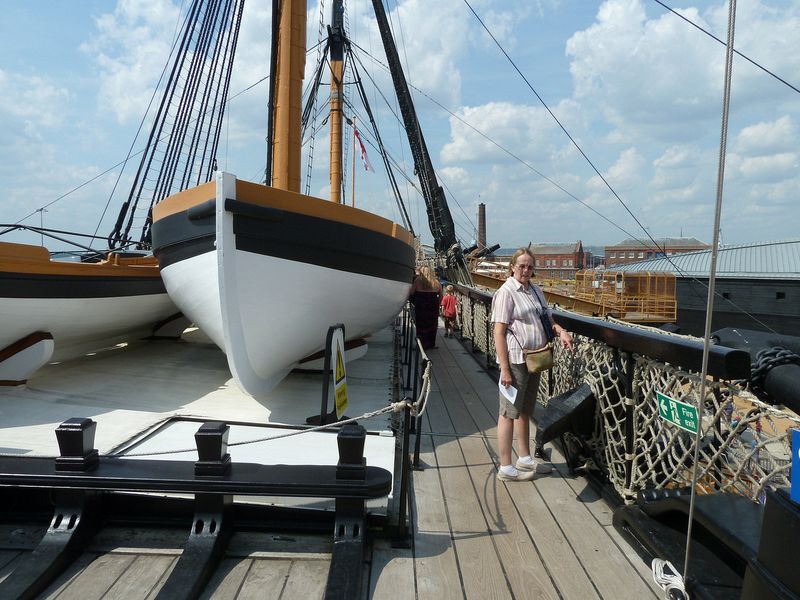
[459,0,779,335]
[302,0,327,193]
[652,0,800,96]
[107,0,245,250]
[682,0,738,584]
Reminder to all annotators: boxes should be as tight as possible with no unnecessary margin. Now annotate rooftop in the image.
[613,239,800,279]
[609,237,708,249]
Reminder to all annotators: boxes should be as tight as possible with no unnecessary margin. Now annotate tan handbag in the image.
[523,345,553,373]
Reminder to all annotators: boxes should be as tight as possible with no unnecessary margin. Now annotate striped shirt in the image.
[491,276,553,363]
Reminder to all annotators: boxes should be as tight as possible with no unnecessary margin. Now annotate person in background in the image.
[491,248,573,481]
[409,265,442,349]
[440,284,458,338]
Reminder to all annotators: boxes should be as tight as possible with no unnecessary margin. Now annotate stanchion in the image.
[412,358,429,468]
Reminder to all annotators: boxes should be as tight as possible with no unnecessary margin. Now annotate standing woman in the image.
[492,248,573,481]
[409,265,442,349]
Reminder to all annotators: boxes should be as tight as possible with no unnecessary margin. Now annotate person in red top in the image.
[440,284,458,338]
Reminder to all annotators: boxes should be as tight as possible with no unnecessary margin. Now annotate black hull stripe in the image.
[153,202,415,283]
[0,273,167,299]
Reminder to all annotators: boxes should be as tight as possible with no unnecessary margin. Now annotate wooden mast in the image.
[271,0,306,192]
[329,0,345,203]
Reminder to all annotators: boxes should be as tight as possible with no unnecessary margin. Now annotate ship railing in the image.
[398,303,432,470]
[452,283,799,505]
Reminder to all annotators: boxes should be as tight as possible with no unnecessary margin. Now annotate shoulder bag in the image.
[508,329,554,374]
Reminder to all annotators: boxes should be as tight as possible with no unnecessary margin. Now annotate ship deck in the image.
[0,325,662,599]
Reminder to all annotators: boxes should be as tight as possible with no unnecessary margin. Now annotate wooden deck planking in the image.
[433,434,511,600]
[279,559,330,599]
[236,559,292,600]
[45,553,135,600]
[444,338,651,591]
[411,435,464,600]
[104,554,176,599]
[457,435,561,600]
[553,461,660,586]
[415,330,663,599]
[367,538,415,600]
[201,557,253,599]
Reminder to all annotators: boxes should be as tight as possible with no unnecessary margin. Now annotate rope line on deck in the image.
[114,360,433,458]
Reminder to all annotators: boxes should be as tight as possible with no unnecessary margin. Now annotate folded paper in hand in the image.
[499,381,517,404]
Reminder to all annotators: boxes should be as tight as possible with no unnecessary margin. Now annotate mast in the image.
[329,0,345,203]
[370,0,471,284]
[271,0,307,192]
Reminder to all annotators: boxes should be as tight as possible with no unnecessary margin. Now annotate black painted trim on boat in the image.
[0,272,167,299]
[152,201,415,283]
[152,210,216,270]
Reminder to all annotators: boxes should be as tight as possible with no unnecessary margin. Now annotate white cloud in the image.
[734,116,796,154]
[380,0,469,107]
[0,69,71,129]
[81,0,181,124]
[738,152,798,181]
[441,101,560,164]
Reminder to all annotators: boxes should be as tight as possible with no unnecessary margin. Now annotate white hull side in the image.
[221,248,409,395]
[160,251,224,349]
[159,173,412,396]
[0,294,178,361]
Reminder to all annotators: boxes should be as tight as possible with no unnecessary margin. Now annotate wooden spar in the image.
[272,0,306,192]
[329,0,345,204]
[329,60,344,203]
[351,116,356,207]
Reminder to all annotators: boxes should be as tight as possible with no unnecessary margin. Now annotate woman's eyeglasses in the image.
[514,264,534,271]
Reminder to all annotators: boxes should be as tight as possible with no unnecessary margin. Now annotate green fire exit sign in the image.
[656,391,699,434]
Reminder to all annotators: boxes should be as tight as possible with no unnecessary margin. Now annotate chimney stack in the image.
[478,203,486,250]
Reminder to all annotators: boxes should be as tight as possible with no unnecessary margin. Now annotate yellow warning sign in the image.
[335,382,348,417]
[335,346,346,384]
[332,329,348,418]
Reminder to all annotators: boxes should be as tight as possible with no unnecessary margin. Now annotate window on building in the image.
[609,252,615,258]
[535,260,540,267]
[647,252,653,258]
[568,259,573,266]
[638,252,644,258]
[628,251,635,258]
[562,259,568,266]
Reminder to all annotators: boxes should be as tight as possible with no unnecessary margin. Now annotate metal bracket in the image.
[156,493,232,600]
[0,490,101,600]
[324,424,368,600]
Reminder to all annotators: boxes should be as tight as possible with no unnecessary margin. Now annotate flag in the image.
[353,127,373,172]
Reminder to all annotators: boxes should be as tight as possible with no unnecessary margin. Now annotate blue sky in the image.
[1,0,798,252]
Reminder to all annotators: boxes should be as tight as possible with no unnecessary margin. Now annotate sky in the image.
[0,0,798,253]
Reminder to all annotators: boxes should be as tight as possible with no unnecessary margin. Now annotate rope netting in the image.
[455,287,799,505]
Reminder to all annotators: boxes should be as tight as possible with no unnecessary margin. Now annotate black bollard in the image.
[55,418,99,472]
[336,423,366,480]
[194,422,231,477]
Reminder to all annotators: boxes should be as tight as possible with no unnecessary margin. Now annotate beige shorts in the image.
[499,362,541,419]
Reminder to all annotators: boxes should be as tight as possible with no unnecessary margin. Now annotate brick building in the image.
[492,242,588,279]
[605,237,709,267]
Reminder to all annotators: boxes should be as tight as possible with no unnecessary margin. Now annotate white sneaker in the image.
[497,467,535,482]
[516,457,553,474]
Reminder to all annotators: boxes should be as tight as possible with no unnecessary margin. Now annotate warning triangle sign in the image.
[335,344,346,384]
